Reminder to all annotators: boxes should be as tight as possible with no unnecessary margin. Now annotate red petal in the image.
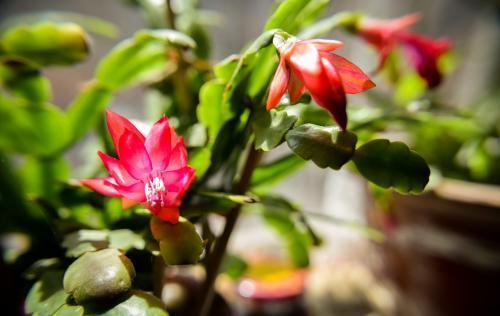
[97,151,135,185]
[106,110,145,152]
[155,207,179,224]
[166,138,188,171]
[81,178,121,197]
[115,181,146,203]
[320,55,348,130]
[289,43,347,129]
[118,130,152,180]
[322,53,375,94]
[385,13,421,32]
[301,39,343,52]
[122,198,137,209]
[145,116,173,171]
[266,57,290,110]
[288,69,306,103]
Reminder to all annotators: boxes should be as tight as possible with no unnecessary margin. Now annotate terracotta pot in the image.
[369,180,500,316]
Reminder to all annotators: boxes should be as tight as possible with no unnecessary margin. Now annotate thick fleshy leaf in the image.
[80,178,121,197]
[62,230,109,257]
[150,216,203,265]
[322,53,375,94]
[1,22,89,66]
[98,151,135,185]
[264,0,324,34]
[67,82,112,143]
[250,154,306,193]
[352,139,430,193]
[82,291,168,315]
[266,58,290,110]
[118,130,152,179]
[63,248,136,304]
[96,30,193,90]
[106,110,145,150]
[145,116,172,170]
[26,271,69,315]
[285,124,357,169]
[197,79,232,145]
[253,108,297,151]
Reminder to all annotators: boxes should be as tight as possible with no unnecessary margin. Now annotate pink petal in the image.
[166,138,188,171]
[385,13,421,32]
[118,130,153,180]
[322,53,375,94]
[163,167,196,194]
[106,110,145,152]
[266,57,290,110]
[145,116,173,171]
[288,69,306,103]
[398,31,451,88]
[115,181,146,203]
[97,151,135,185]
[155,207,179,224]
[80,178,121,197]
[301,39,343,52]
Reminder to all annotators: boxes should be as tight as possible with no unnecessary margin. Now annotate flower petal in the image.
[166,138,188,171]
[288,69,306,104]
[266,57,290,110]
[301,39,343,52]
[163,167,196,194]
[115,181,146,203]
[122,198,137,209]
[118,130,153,180]
[81,178,121,197]
[106,110,145,151]
[289,43,347,129]
[145,116,173,171]
[155,207,179,224]
[320,54,348,130]
[322,53,375,94]
[399,31,451,88]
[97,151,135,185]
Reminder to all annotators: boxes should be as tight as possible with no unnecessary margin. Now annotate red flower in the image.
[267,37,375,130]
[81,111,195,224]
[358,13,452,88]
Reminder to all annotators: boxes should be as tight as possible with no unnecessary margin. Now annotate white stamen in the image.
[145,176,166,208]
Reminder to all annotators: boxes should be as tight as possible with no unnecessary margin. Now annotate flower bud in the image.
[63,248,135,304]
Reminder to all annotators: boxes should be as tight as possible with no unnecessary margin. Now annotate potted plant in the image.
[0,1,439,315]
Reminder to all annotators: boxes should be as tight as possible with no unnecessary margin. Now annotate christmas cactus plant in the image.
[0,0,455,315]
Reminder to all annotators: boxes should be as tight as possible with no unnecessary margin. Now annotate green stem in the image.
[194,146,262,316]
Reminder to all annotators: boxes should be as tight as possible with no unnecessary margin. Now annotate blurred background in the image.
[1,1,499,315]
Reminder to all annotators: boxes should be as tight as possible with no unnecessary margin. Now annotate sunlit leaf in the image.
[1,22,89,66]
[26,271,69,315]
[353,139,430,193]
[250,154,305,193]
[253,108,297,151]
[285,124,357,169]
[67,82,113,143]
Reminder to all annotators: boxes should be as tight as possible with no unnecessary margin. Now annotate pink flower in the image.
[267,37,375,130]
[81,111,195,224]
[358,13,452,88]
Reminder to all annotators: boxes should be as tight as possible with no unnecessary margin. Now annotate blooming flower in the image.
[81,111,195,224]
[267,36,375,130]
[357,13,452,88]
